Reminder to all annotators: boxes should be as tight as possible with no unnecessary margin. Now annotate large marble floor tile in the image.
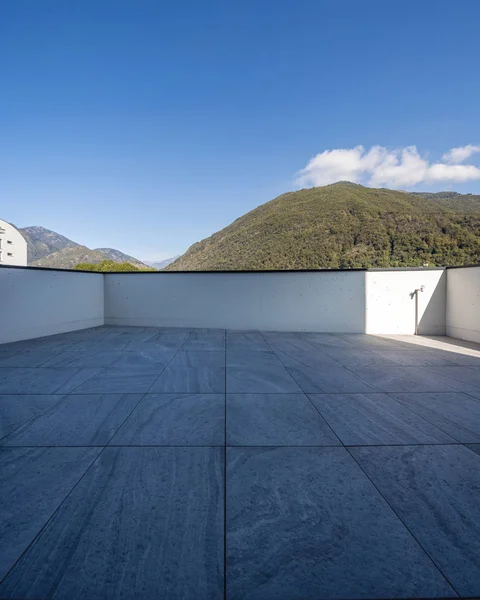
[67,338,132,352]
[467,444,480,456]
[348,366,459,392]
[227,447,455,600]
[182,340,226,351]
[288,365,378,393]
[226,332,271,352]
[182,331,226,351]
[309,393,455,445]
[0,447,224,600]
[424,366,480,392]
[170,350,225,367]
[40,350,123,368]
[262,335,319,355]
[227,394,340,446]
[468,388,480,400]
[0,339,46,359]
[227,366,301,393]
[351,444,480,597]
[0,447,100,580]
[388,391,480,443]
[337,334,406,350]
[149,366,226,393]
[109,330,159,343]
[295,331,350,347]
[119,345,177,361]
[2,394,142,446]
[271,348,337,369]
[440,353,480,367]
[0,367,103,394]
[139,330,190,346]
[111,393,224,446]
[0,347,68,368]
[370,349,458,367]
[317,346,395,367]
[226,350,283,368]
[127,338,184,352]
[300,332,360,349]
[0,395,62,441]
[72,368,160,394]
[106,352,168,372]
[21,339,79,353]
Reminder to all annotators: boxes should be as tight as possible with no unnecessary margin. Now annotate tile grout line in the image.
[257,331,307,393]
[0,395,67,445]
[223,329,227,600]
[256,331,347,447]
[2,390,480,396]
[382,391,468,444]
[63,364,112,394]
[0,445,108,588]
[0,443,471,449]
[143,334,191,394]
[345,446,462,598]
[1,386,480,400]
[104,393,149,447]
[259,331,388,394]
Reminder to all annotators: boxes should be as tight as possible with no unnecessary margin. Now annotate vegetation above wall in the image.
[74,260,156,272]
[166,183,480,270]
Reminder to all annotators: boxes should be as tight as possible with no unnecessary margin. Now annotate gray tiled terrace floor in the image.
[1,326,480,599]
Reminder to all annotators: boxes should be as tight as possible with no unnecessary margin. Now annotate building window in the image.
[7,240,13,244]
[7,252,13,257]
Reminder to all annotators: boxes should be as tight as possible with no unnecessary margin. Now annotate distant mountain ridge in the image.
[19,226,78,262]
[95,248,148,268]
[144,256,180,269]
[18,226,149,269]
[167,183,480,270]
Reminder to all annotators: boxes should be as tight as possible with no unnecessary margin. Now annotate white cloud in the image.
[442,144,480,164]
[296,144,480,189]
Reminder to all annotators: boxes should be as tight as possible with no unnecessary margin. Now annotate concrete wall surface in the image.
[105,271,367,332]
[2,266,479,342]
[446,267,480,343]
[0,268,104,343]
[365,269,446,335]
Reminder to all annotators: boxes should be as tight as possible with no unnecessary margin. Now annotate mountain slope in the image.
[31,246,150,269]
[96,248,149,269]
[167,183,480,270]
[31,246,114,269]
[19,226,79,262]
[144,256,180,269]
[15,225,149,269]
[410,191,480,213]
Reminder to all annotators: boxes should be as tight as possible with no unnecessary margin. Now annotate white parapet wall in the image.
[0,267,104,343]
[365,269,446,335]
[105,271,367,332]
[446,266,480,343]
[1,266,478,342]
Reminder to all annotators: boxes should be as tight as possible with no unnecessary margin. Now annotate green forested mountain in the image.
[167,183,480,270]
[74,260,154,272]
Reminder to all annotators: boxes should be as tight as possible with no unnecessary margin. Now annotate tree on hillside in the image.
[74,260,156,272]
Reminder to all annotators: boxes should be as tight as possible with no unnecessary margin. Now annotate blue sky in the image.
[1,0,479,260]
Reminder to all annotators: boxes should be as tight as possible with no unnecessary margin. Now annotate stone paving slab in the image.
[1,327,480,599]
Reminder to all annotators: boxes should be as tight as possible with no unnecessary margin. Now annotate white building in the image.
[0,218,27,266]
